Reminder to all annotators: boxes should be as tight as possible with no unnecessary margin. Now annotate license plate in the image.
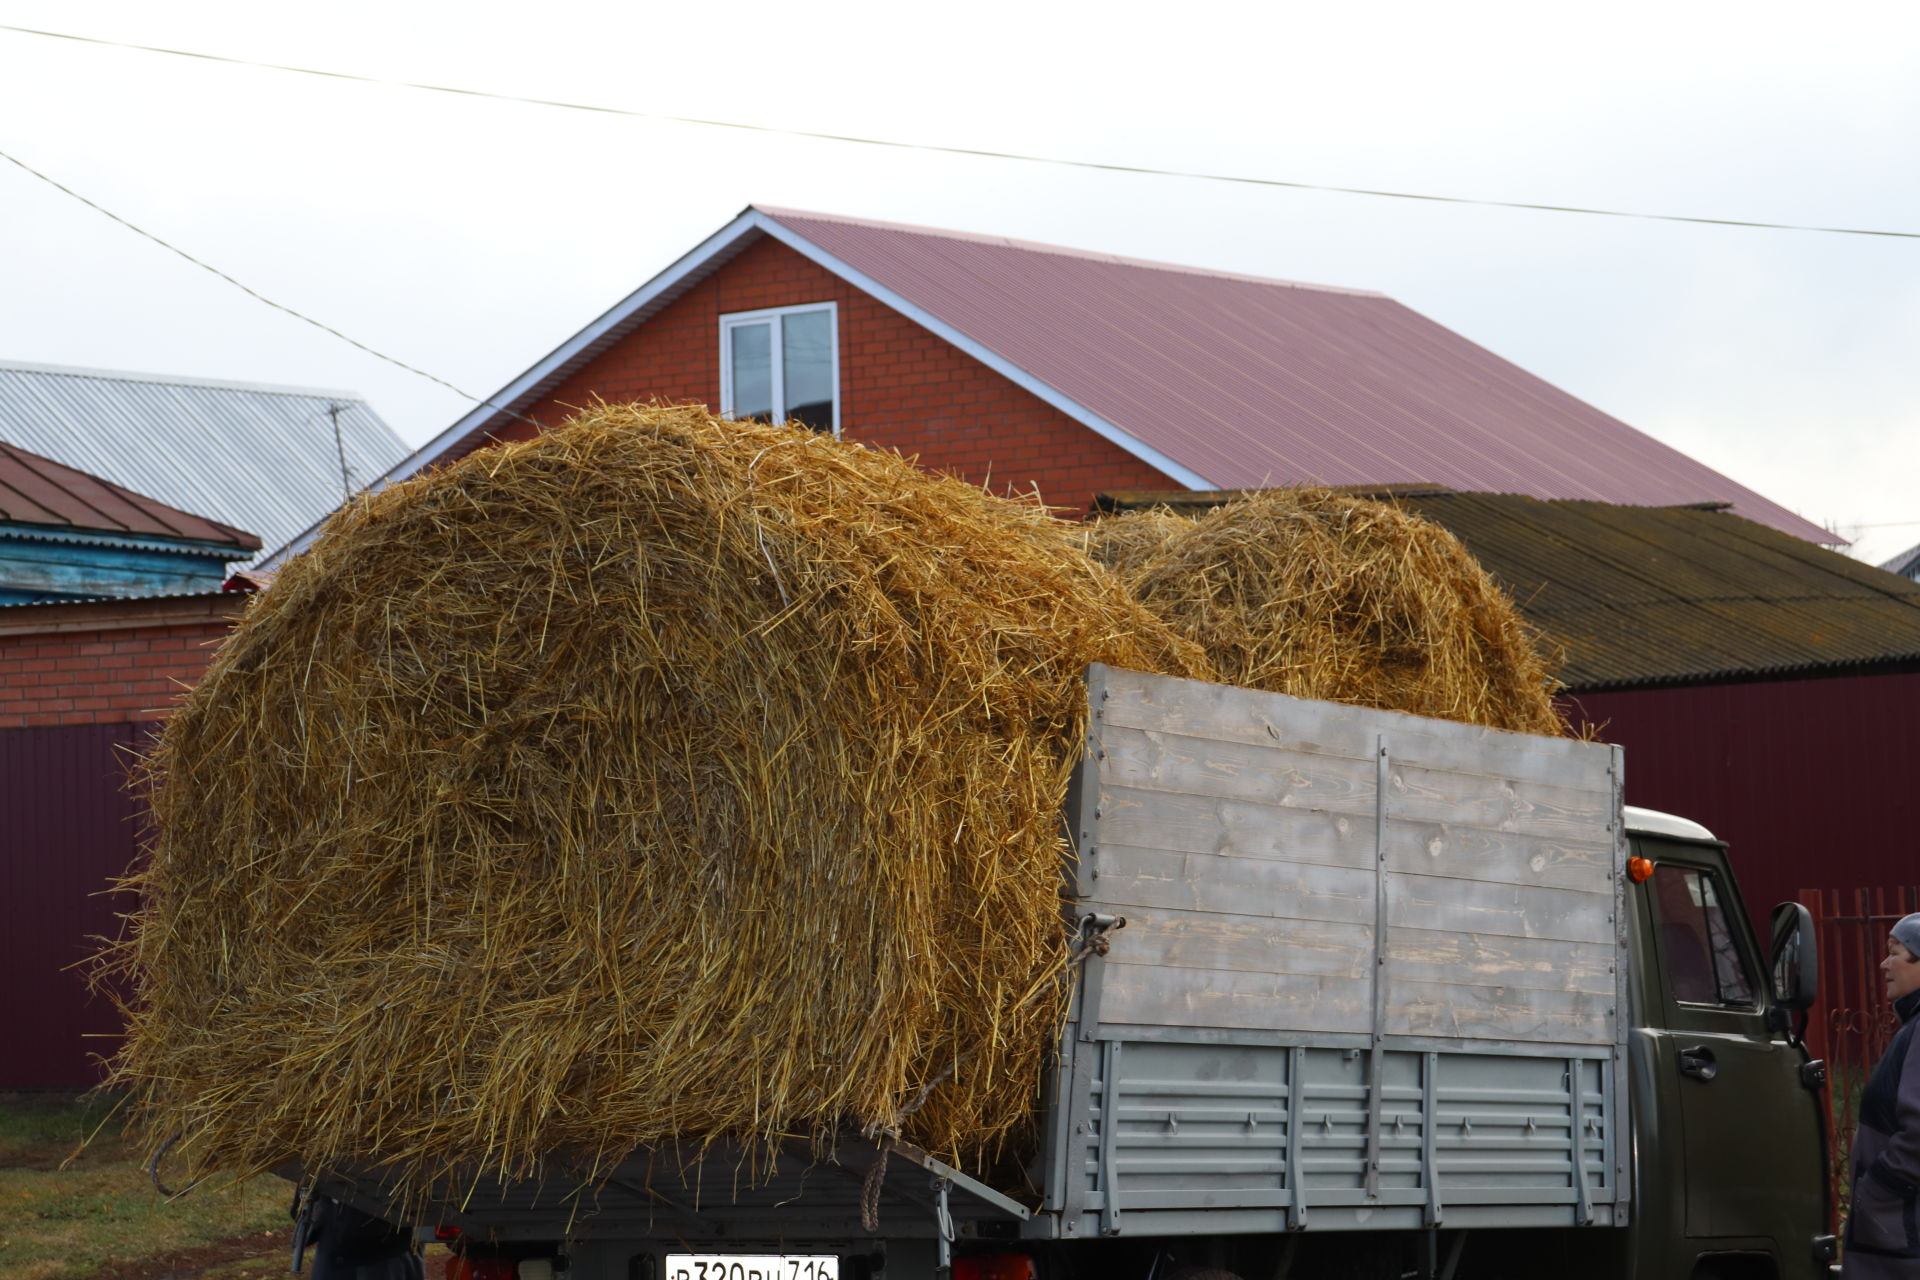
[663,1256,839,1280]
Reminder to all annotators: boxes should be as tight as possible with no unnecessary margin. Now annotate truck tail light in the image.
[951,1256,1037,1280]
[446,1257,518,1280]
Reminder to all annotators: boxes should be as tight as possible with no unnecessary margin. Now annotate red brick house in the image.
[269,206,1827,562]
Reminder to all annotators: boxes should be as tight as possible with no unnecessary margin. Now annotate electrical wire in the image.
[0,144,481,402]
[4,22,1917,242]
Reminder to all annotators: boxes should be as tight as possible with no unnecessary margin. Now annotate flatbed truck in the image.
[294,666,1830,1280]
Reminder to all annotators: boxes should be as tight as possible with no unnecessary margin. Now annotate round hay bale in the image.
[1108,489,1564,734]
[1082,506,1193,579]
[106,404,1208,1193]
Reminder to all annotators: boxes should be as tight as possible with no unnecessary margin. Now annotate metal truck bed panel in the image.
[1039,1038,1616,1239]
[1043,667,1629,1235]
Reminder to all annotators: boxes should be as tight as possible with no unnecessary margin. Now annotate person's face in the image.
[1885,937,1920,1002]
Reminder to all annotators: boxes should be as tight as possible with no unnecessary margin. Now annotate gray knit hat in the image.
[1893,913,1920,959]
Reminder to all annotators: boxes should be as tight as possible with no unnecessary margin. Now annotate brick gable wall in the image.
[0,599,243,730]
[490,236,1175,513]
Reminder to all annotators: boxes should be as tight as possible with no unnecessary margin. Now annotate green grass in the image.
[0,1093,287,1280]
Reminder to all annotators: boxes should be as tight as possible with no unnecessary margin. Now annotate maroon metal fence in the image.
[1,721,154,1088]
[1799,886,1920,1231]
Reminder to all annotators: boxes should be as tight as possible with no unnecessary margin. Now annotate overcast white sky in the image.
[3,2,1917,560]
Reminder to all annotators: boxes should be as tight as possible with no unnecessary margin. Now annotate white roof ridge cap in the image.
[0,358,373,402]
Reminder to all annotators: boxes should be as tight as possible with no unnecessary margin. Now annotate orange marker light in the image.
[1627,855,1655,883]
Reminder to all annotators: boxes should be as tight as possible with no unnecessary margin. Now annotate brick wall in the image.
[490,236,1175,514]
[0,597,243,730]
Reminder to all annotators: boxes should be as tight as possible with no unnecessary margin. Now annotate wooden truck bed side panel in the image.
[1076,665,1620,1049]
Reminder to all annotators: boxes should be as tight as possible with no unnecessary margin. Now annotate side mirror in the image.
[1769,902,1819,1011]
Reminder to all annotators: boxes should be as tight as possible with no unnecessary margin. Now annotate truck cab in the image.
[1454,806,1831,1280]
[1620,807,1830,1279]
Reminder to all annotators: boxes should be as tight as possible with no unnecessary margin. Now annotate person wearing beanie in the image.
[1844,912,1920,1276]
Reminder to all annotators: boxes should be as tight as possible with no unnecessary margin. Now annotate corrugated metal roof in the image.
[0,360,407,565]
[1880,539,1920,581]
[760,208,1831,544]
[0,439,257,548]
[1102,488,1920,691]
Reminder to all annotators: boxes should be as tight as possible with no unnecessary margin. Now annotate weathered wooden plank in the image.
[1104,905,1373,981]
[1384,761,1614,844]
[1384,872,1613,945]
[1385,928,1616,996]
[1092,784,1377,871]
[1094,721,1377,816]
[1084,843,1375,925]
[1091,664,1612,793]
[1095,722,1612,844]
[1384,977,1614,1045]
[1100,958,1374,1035]
[1381,823,1615,895]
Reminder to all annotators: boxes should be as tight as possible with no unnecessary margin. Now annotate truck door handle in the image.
[1678,1045,1718,1081]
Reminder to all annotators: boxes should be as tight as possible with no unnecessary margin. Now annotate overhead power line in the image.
[0,144,529,418]
[0,146,474,398]
[5,22,1918,242]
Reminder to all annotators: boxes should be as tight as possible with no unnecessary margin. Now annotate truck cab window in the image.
[1651,865,1757,1007]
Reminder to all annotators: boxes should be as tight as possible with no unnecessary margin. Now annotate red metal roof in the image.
[760,208,1831,543]
[0,440,260,549]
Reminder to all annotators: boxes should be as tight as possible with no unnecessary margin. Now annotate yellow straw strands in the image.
[105,405,1207,1198]
[1087,490,1565,735]
[1080,505,1192,581]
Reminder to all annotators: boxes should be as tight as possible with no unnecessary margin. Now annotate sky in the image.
[3,1,1917,561]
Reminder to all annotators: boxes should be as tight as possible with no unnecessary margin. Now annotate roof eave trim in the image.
[261,208,778,567]
[1560,652,1920,693]
[0,524,251,557]
[750,212,1218,494]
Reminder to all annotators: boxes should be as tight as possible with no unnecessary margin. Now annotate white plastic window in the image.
[719,303,838,435]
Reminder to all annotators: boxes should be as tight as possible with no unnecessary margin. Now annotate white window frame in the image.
[719,302,841,437]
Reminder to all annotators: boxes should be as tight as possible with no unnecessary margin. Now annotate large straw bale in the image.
[1088,490,1564,734]
[1081,506,1192,580]
[105,404,1208,1197]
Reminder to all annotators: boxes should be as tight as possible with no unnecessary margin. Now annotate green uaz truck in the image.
[295,665,1830,1280]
